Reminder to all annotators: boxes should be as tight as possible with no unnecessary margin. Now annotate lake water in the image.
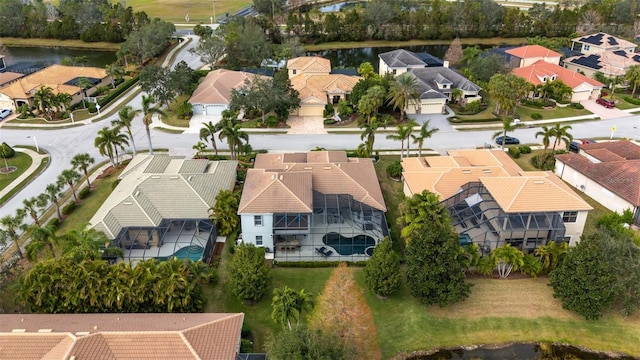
[4,47,116,69]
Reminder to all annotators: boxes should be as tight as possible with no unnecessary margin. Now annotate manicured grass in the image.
[374,155,405,252]
[0,152,33,192]
[516,104,592,120]
[353,270,640,359]
[0,38,119,51]
[162,95,191,128]
[0,155,48,206]
[610,92,640,110]
[304,37,529,51]
[125,0,251,23]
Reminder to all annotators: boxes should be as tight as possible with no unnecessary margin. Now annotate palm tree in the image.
[105,63,124,88]
[0,212,27,258]
[112,105,141,156]
[360,117,382,158]
[551,123,573,152]
[199,121,220,156]
[213,190,240,236]
[53,93,73,114]
[292,288,314,328]
[271,286,314,330]
[535,240,569,273]
[26,224,59,261]
[44,182,64,220]
[33,86,55,120]
[22,196,48,226]
[411,120,439,157]
[386,122,414,158]
[95,127,129,167]
[625,65,640,97]
[76,77,94,108]
[193,141,207,158]
[71,153,95,188]
[141,94,166,155]
[491,244,525,279]
[58,168,82,204]
[61,228,110,261]
[219,121,248,160]
[492,117,520,149]
[535,125,553,154]
[387,73,419,123]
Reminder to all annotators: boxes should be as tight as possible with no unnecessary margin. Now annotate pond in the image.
[307,44,501,71]
[407,343,636,360]
[4,47,116,69]
[318,1,367,12]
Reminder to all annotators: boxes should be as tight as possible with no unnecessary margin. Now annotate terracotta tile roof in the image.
[505,45,561,59]
[480,174,592,213]
[556,141,640,206]
[0,65,107,100]
[241,152,386,213]
[188,69,270,105]
[287,56,331,74]
[0,71,23,87]
[512,60,604,88]
[0,313,244,360]
[289,73,360,105]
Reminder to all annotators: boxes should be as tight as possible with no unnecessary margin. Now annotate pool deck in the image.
[123,228,212,261]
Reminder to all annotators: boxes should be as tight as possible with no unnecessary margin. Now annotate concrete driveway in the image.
[581,99,631,120]
[185,114,222,134]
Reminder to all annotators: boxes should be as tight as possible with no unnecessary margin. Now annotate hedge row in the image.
[98,76,140,107]
[274,260,368,268]
[449,117,502,124]
[624,96,640,105]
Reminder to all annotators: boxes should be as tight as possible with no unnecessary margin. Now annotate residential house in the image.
[555,141,640,225]
[564,32,640,78]
[505,45,562,67]
[0,65,109,112]
[378,49,481,114]
[238,151,388,261]
[402,149,592,250]
[189,69,270,116]
[287,56,360,116]
[89,155,237,263]
[0,313,245,360]
[512,60,604,102]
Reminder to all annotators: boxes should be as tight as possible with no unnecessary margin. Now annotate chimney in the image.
[443,60,450,68]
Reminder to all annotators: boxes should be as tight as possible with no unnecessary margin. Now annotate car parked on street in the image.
[596,97,615,108]
[0,108,12,120]
[495,136,520,145]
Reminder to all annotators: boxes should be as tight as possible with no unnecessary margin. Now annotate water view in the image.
[4,47,116,69]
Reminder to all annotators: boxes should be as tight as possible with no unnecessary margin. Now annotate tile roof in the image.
[89,155,237,238]
[240,151,386,213]
[573,32,637,50]
[512,60,604,88]
[188,69,270,105]
[287,56,331,74]
[409,67,481,96]
[565,50,640,76]
[0,71,23,87]
[378,49,429,68]
[505,45,562,59]
[556,141,640,206]
[289,73,360,105]
[0,65,107,100]
[0,313,244,360]
[403,149,591,212]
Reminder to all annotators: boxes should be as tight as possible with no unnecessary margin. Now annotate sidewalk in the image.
[0,148,49,200]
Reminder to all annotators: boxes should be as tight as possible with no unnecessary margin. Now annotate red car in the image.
[596,97,615,108]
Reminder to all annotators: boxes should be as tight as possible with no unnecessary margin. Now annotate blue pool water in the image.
[323,232,376,256]
[459,233,472,246]
[173,245,204,261]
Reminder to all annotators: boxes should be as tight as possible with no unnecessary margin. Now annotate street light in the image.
[96,103,101,118]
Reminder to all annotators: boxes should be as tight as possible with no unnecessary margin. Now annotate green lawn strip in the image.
[0,156,48,206]
[6,117,69,125]
[304,38,529,52]
[0,37,119,51]
[374,155,405,252]
[0,152,33,192]
[515,105,592,121]
[162,95,191,128]
[122,0,250,23]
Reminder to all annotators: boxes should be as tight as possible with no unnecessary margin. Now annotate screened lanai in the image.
[113,219,217,263]
[442,182,566,255]
[273,192,390,262]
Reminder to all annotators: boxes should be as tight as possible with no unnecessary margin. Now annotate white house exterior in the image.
[555,141,640,225]
[378,49,429,75]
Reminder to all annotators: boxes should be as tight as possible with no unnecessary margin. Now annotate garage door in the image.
[420,101,445,114]
[299,105,324,117]
[205,104,227,116]
[192,104,204,115]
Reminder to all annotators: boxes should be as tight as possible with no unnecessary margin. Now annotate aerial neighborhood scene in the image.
[1,0,640,358]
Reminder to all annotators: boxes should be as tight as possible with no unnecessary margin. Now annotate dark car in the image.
[495,136,520,145]
[596,97,615,108]
[568,141,581,153]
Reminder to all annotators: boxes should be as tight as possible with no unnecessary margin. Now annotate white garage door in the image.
[192,104,204,115]
[205,104,227,116]
[299,105,324,117]
[419,101,445,114]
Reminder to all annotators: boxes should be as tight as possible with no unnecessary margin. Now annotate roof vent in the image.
[187,176,193,181]
[123,202,133,205]
[534,180,545,184]
[462,170,472,174]
[11,329,26,333]
[75,332,91,336]
[271,174,275,180]
[482,169,492,173]
[134,190,140,197]
[170,176,179,180]
[38,329,52,333]
[151,175,160,179]
[285,165,289,169]
[323,166,332,170]
[303,167,312,170]
[337,163,341,168]
[279,175,284,181]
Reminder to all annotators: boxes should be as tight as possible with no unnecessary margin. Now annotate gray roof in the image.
[378,49,428,68]
[409,67,481,98]
[90,155,237,238]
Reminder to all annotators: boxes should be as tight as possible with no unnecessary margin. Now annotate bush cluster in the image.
[569,103,584,109]
[78,187,91,200]
[518,145,532,154]
[531,112,543,120]
[624,96,640,105]
[98,76,140,107]
[531,151,556,170]
[0,142,15,158]
[274,261,367,268]
[508,146,521,158]
[62,202,76,215]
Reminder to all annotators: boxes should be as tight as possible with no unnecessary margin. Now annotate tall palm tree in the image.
[58,169,82,204]
[625,64,640,97]
[535,125,553,154]
[411,120,439,157]
[271,286,299,330]
[71,153,95,188]
[360,117,382,158]
[551,123,573,151]
[199,121,220,155]
[95,127,129,167]
[386,122,414,158]
[0,212,27,259]
[105,63,124,88]
[76,77,94,108]
[44,182,64,220]
[492,117,520,149]
[219,122,248,160]
[26,224,59,261]
[213,190,240,236]
[387,73,419,123]
[142,94,166,155]
[403,120,418,158]
[112,105,141,156]
[33,86,55,120]
[22,196,48,227]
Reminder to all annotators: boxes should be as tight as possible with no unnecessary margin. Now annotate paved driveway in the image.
[185,114,222,134]
[581,99,631,120]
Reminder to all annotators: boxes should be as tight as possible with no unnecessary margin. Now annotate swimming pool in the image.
[323,232,376,256]
[173,245,204,261]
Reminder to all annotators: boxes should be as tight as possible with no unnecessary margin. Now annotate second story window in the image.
[254,215,263,226]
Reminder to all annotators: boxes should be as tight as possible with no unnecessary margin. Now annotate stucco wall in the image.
[240,213,274,250]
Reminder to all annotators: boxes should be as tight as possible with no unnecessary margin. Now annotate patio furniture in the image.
[324,250,333,257]
[315,247,327,255]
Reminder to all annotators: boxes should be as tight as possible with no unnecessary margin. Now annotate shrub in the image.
[228,244,270,303]
[323,104,334,117]
[569,103,584,109]
[386,161,402,179]
[62,202,76,215]
[240,339,253,353]
[508,146,521,158]
[364,238,401,297]
[337,100,353,118]
[46,217,59,229]
[266,115,278,128]
[98,76,140,107]
[175,100,193,119]
[87,102,97,113]
[0,142,16,159]
[518,145,532,154]
[78,186,91,199]
[111,179,121,189]
[624,96,640,105]
[531,112,543,120]
[323,118,337,125]
[531,152,556,170]
[462,100,484,114]
[274,261,367,268]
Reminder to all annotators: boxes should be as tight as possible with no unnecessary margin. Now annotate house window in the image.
[563,236,572,243]
[551,75,557,81]
[392,69,397,75]
[292,69,297,75]
[562,211,578,223]
[542,76,548,82]
[256,235,263,245]
[254,215,263,226]
[584,45,590,51]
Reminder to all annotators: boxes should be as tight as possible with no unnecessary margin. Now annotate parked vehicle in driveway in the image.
[582,138,597,144]
[495,136,520,145]
[568,141,581,153]
[0,108,12,120]
[596,97,615,108]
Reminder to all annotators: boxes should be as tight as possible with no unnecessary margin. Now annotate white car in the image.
[0,108,12,120]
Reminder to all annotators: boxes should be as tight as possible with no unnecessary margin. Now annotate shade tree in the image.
[228,244,270,303]
[364,237,401,297]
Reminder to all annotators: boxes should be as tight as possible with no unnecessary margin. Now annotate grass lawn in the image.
[0,38,119,51]
[0,152,33,192]
[0,153,48,206]
[162,95,191,128]
[516,104,592,120]
[354,270,640,358]
[124,0,251,24]
[610,92,640,110]
[374,156,405,252]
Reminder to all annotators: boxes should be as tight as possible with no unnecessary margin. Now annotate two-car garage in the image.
[192,103,227,116]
